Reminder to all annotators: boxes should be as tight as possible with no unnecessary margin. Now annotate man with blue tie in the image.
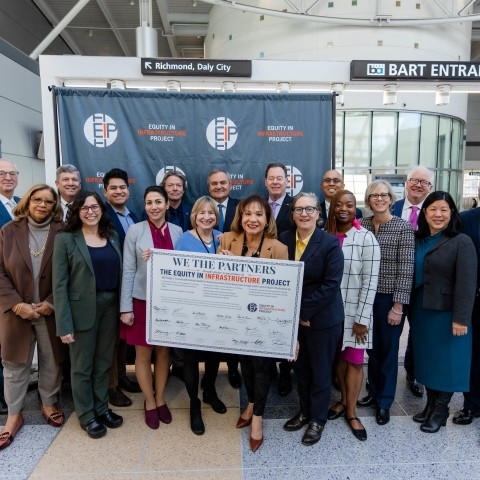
[208,169,241,388]
[103,168,141,407]
[392,166,434,398]
[0,158,20,414]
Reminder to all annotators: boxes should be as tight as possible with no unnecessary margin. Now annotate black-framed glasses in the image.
[31,197,56,207]
[80,204,101,213]
[408,178,432,187]
[369,193,391,201]
[293,206,318,214]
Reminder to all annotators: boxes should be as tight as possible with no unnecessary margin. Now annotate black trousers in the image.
[464,298,480,412]
[240,356,273,416]
[182,349,220,401]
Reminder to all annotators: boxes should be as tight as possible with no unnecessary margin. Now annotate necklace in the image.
[195,228,216,254]
[241,232,265,258]
[29,224,50,257]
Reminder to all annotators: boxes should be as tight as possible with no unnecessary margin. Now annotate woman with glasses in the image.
[357,180,415,426]
[53,191,123,439]
[0,185,66,449]
[280,193,344,447]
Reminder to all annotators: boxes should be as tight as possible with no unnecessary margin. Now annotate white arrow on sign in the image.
[144,62,152,69]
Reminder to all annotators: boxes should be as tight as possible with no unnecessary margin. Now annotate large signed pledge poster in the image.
[146,250,304,359]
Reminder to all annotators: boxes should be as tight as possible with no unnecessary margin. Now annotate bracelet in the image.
[391,307,403,315]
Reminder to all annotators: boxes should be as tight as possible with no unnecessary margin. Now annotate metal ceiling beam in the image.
[155,0,178,57]
[32,0,84,55]
[30,0,91,59]
[96,0,131,56]
[459,1,478,16]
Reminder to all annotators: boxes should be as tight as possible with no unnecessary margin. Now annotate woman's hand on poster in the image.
[142,248,152,262]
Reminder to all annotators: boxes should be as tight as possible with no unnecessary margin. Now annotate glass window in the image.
[438,117,452,171]
[451,119,463,171]
[344,112,371,169]
[371,112,397,168]
[335,111,344,168]
[419,115,438,168]
[397,113,421,167]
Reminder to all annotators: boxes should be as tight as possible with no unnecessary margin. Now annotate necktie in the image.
[409,205,419,230]
[6,199,16,219]
[270,201,279,218]
[217,204,225,232]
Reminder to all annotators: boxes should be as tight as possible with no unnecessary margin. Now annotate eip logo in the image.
[286,165,303,197]
[206,117,238,150]
[84,113,118,148]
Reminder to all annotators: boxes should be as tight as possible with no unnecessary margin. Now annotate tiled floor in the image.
[2,339,480,479]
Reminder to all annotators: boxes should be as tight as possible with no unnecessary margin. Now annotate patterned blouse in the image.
[360,215,415,305]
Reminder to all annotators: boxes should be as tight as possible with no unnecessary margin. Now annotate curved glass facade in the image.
[335,111,465,207]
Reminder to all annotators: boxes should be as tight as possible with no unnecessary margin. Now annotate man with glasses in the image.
[319,170,362,226]
[0,159,20,415]
[392,166,434,398]
[103,168,141,407]
[55,165,81,221]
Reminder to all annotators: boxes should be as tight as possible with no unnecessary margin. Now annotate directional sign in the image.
[141,58,252,77]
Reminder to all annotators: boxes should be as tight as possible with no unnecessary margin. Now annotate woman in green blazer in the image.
[53,190,123,439]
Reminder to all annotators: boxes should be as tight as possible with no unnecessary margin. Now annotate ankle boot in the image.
[413,388,436,423]
[190,398,205,435]
[420,391,453,433]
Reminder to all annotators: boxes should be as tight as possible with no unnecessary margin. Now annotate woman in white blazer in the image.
[325,190,380,441]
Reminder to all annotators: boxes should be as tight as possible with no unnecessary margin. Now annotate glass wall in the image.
[335,110,465,208]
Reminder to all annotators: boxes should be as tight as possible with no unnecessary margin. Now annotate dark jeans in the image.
[367,293,406,409]
[182,349,220,401]
[240,356,273,416]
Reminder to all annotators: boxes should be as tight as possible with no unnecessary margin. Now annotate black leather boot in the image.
[413,388,436,423]
[420,391,453,433]
[190,398,205,435]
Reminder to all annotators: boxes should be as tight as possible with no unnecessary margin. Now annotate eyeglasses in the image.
[0,171,19,179]
[293,206,318,215]
[80,204,101,213]
[31,197,56,207]
[322,178,343,184]
[408,178,432,187]
[369,193,391,201]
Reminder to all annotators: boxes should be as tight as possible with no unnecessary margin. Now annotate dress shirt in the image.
[268,194,286,219]
[110,205,136,234]
[400,197,425,224]
[295,230,314,261]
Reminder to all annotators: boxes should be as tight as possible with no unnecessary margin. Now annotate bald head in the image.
[0,159,19,199]
[321,169,345,202]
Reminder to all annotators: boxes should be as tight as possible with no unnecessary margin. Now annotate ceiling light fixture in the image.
[383,84,397,105]
[435,84,451,106]
[276,82,290,93]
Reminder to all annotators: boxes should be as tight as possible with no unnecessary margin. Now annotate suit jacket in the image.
[420,233,477,325]
[168,202,192,232]
[0,195,20,228]
[319,201,363,228]
[279,227,344,330]
[223,197,240,233]
[0,218,65,363]
[53,229,122,336]
[105,203,139,249]
[219,231,288,260]
[461,207,480,290]
[120,221,183,312]
[391,199,404,218]
[272,194,294,235]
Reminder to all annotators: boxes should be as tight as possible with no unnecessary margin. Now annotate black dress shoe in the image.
[98,409,123,428]
[375,407,390,425]
[284,412,310,431]
[202,389,227,414]
[357,394,375,407]
[118,376,141,393]
[301,421,324,446]
[190,407,205,435]
[228,369,242,389]
[278,370,292,397]
[81,418,107,439]
[407,376,424,398]
[452,408,480,425]
[327,401,346,420]
[0,397,7,415]
[345,416,367,441]
[108,387,132,407]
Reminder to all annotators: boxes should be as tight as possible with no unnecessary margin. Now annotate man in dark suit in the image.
[0,158,20,414]
[391,166,433,398]
[453,205,480,425]
[55,164,81,221]
[103,168,141,406]
[160,171,192,232]
[208,169,241,388]
[319,169,362,226]
[264,162,294,395]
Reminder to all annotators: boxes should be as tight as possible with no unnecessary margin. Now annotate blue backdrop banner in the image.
[54,88,333,216]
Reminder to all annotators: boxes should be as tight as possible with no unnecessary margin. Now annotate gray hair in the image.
[207,169,231,185]
[364,180,397,206]
[56,164,80,181]
[407,166,434,184]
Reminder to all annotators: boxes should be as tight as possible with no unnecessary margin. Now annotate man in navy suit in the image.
[55,164,81,221]
[319,169,362,226]
[453,204,480,425]
[103,168,141,407]
[208,169,242,388]
[0,158,21,414]
[264,162,295,395]
[391,166,433,398]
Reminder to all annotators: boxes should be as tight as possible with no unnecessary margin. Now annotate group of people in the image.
[0,158,478,455]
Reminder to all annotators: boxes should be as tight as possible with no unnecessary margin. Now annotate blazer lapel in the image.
[300,228,322,263]
[73,230,95,275]
[14,221,33,275]
[39,221,62,277]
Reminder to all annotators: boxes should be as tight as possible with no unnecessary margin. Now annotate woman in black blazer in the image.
[279,192,344,446]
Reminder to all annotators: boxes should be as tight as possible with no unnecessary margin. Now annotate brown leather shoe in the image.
[250,435,263,452]
[284,412,310,432]
[41,405,65,428]
[301,421,324,446]
[236,415,252,429]
[0,415,24,449]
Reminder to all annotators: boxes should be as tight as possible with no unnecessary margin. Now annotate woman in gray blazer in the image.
[410,191,477,433]
[120,186,182,430]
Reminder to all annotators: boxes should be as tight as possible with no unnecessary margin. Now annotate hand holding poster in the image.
[146,250,304,359]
